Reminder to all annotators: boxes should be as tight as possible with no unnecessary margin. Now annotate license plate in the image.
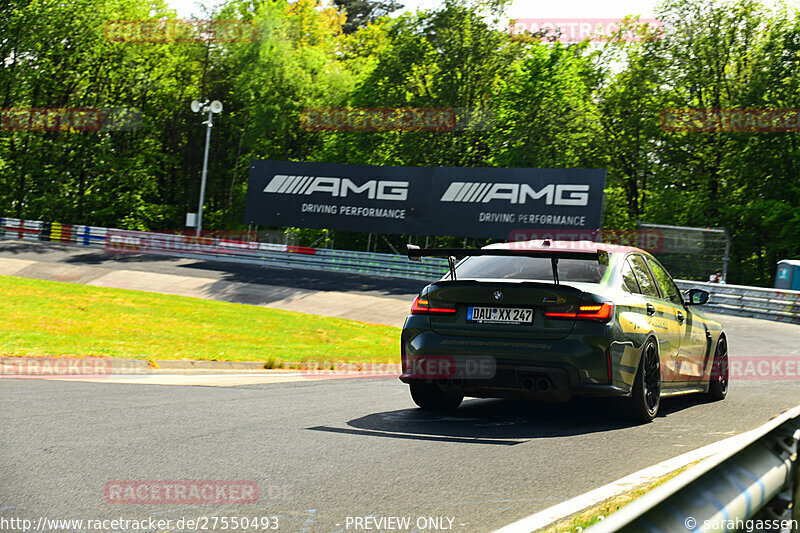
[467,307,533,324]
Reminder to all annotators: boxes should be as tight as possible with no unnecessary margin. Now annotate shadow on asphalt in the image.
[1,241,170,263]
[178,259,426,296]
[65,250,174,264]
[1,241,425,296]
[309,395,712,445]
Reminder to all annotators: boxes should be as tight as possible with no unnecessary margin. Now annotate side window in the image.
[629,255,660,298]
[621,258,641,294]
[646,257,682,304]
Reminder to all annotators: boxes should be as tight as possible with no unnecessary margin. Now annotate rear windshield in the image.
[453,256,607,283]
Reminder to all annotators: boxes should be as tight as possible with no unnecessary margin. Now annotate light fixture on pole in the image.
[190,99,223,237]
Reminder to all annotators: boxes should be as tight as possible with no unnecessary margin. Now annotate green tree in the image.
[333,0,403,34]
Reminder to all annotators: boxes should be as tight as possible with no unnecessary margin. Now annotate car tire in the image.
[628,338,661,423]
[706,335,729,401]
[409,383,463,411]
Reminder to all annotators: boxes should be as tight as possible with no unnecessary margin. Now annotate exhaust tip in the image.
[536,378,552,393]
[520,377,536,392]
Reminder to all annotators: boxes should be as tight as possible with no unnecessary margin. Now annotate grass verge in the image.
[0,275,400,365]
[539,462,697,532]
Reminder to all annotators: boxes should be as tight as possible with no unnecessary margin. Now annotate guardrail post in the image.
[722,228,730,283]
[752,426,799,524]
[40,221,51,241]
[793,429,800,525]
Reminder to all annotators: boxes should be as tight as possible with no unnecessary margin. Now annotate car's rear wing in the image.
[406,243,609,284]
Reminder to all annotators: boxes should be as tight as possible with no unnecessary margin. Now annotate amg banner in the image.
[244,160,606,239]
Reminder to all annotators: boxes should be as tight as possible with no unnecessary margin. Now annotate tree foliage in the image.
[333,0,403,34]
[1,0,799,285]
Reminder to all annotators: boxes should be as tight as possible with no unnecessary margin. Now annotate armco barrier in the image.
[0,218,449,281]
[584,404,800,533]
[2,217,799,323]
[103,229,449,280]
[675,279,800,325]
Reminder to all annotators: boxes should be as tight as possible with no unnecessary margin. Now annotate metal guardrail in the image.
[102,229,449,280]
[0,217,449,281]
[586,404,800,533]
[2,216,800,323]
[676,279,800,325]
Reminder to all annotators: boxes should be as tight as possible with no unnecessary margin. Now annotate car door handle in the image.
[677,311,685,323]
[646,304,656,316]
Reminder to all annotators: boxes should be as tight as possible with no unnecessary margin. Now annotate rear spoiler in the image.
[406,244,609,284]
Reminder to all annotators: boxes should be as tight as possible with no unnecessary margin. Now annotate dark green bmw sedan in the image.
[400,240,728,422]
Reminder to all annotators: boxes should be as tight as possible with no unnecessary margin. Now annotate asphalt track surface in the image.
[1,242,800,532]
[0,240,423,298]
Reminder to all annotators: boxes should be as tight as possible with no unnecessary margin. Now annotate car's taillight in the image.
[577,303,615,321]
[410,295,456,315]
[543,309,577,319]
[545,302,615,323]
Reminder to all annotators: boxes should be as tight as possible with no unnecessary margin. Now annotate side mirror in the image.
[684,288,710,306]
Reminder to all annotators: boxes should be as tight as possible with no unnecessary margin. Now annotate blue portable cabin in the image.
[775,260,800,290]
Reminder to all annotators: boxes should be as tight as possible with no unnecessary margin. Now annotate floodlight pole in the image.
[197,108,213,237]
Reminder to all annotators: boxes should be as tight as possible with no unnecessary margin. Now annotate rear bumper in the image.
[400,363,629,401]
[400,361,578,400]
[401,318,630,401]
